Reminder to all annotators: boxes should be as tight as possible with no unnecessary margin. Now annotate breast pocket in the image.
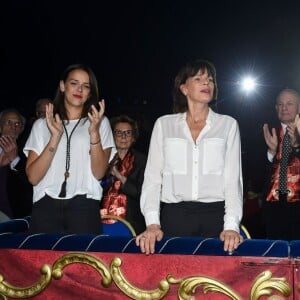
[203,138,225,175]
[164,138,187,174]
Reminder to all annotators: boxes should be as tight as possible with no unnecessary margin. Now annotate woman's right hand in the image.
[46,103,63,139]
[135,224,164,255]
[26,103,63,185]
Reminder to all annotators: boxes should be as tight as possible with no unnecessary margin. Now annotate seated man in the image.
[0,109,32,219]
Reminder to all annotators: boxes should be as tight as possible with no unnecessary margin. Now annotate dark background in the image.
[1,0,300,191]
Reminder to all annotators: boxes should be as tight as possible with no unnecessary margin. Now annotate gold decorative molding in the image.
[0,264,52,298]
[51,252,112,287]
[111,257,169,299]
[0,294,7,300]
[250,270,291,299]
[0,253,111,299]
[0,253,294,299]
[167,274,241,299]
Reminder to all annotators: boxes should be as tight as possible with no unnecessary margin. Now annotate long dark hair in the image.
[52,64,99,120]
[173,59,218,113]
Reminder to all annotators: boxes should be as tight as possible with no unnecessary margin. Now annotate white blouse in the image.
[140,108,243,233]
[24,117,115,203]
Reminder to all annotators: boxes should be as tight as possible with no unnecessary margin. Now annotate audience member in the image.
[262,88,300,240]
[136,59,243,254]
[35,98,52,119]
[20,98,52,148]
[100,115,147,234]
[242,179,265,238]
[0,109,32,220]
[24,64,115,234]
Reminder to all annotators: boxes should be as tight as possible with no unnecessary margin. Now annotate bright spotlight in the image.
[241,76,256,92]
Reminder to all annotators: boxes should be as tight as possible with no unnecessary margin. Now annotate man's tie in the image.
[279,130,291,194]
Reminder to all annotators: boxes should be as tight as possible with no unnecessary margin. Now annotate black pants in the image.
[29,194,102,234]
[160,201,224,238]
[262,199,300,241]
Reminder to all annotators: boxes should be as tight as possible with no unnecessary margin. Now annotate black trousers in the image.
[262,199,300,241]
[160,201,225,238]
[29,194,102,234]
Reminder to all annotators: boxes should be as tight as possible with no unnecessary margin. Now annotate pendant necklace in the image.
[58,118,82,198]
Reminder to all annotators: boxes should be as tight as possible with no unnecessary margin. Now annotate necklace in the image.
[58,119,82,198]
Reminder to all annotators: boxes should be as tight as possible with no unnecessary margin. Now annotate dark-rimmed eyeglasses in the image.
[1,120,24,128]
[114,129,133,137]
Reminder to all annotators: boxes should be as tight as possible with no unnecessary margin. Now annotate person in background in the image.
[35,98,52,119]
[100,115,147,234]
[24,63,115,234]
[242,179,265,238]
[0,109,32,220]
[20,98,52,147]
[102,180,127,222]
[262,88,300,240]
[136,59,244,254]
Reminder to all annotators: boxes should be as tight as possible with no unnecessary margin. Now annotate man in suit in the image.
[0,109,32,220]
[262,88,300,240]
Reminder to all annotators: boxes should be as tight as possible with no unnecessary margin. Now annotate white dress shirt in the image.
[140,108,243,233]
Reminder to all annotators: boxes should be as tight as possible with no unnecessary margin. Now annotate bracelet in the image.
[90,140,100,145]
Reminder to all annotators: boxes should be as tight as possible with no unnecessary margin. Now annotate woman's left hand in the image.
[88,99,105,134]
[219,230,243,254]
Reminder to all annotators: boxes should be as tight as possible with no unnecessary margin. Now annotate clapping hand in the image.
[88,99,105,134]
[263,124,278,155]
[0,135,18,166]
[45,103,63,139]
[294,114,300,145]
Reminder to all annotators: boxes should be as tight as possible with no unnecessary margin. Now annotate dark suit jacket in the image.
[101,149,147,235]
[262,126,300,202]
[119,149,147,235]
[0,151,32,218]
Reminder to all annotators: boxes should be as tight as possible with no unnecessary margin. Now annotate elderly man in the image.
[0,109,32,220]
[262,88,300,240]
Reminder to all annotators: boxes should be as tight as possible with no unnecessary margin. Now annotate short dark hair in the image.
[36,98,52,110]
[110,115,139,141]
[173,59,218,113]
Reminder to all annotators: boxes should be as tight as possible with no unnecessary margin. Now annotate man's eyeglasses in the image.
[1,120,24,128]
[114,129,133,137]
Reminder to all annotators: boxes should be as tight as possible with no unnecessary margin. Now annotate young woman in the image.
[24,64,115,234]
[136,60,244,254]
